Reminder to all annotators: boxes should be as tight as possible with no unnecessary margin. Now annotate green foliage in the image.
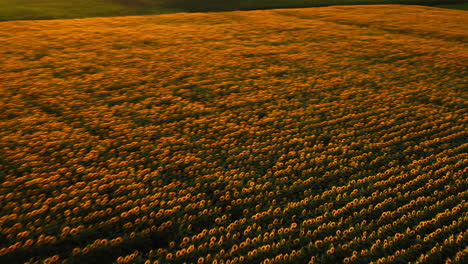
[0,0,128,21]
[158,0,468,12]
[0,0,178,21]
[436,2,468,9]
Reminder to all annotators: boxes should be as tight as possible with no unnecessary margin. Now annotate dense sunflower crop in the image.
[0,4,467,264]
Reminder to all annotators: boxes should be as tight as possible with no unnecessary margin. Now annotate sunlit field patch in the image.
[0,5,467,264]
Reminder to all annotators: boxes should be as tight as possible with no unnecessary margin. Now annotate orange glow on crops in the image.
[0,4,467,264]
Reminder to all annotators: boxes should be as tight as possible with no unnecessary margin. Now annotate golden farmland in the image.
[0,4,467,264]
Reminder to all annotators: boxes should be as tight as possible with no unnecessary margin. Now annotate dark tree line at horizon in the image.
[118,0,468,12]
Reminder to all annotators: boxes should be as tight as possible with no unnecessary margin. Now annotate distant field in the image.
[1,5,467,264]
[0,0,466,21]
[0,0,179,21]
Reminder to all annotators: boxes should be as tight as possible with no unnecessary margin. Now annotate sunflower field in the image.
[0,4,467,264]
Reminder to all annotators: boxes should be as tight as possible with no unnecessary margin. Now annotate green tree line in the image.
[123,0,468,12]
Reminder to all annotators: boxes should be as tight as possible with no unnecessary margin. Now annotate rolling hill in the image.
[0,4,467,264]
